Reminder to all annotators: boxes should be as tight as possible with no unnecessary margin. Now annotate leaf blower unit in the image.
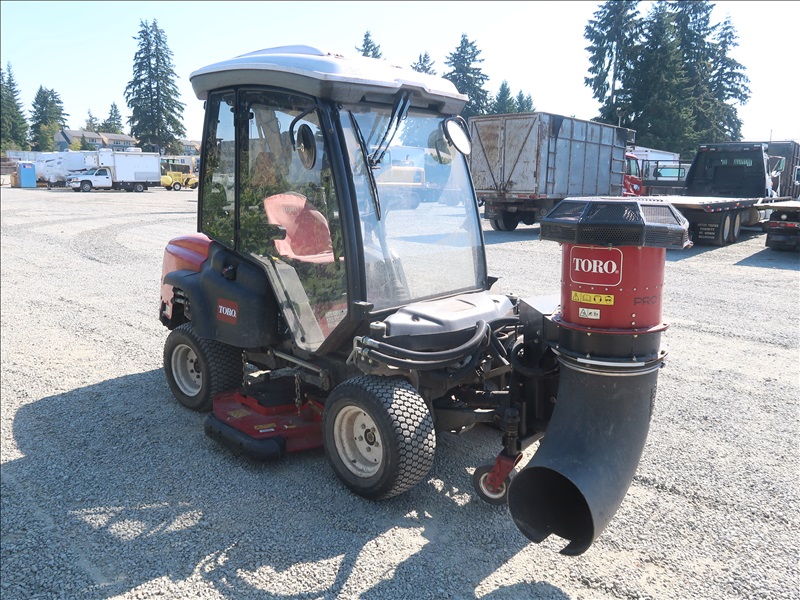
[507,198,691,554]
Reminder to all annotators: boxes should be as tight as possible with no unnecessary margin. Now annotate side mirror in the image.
[443,116,471,156]
[295,123,317,170]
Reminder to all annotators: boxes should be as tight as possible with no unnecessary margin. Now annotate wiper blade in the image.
[350,113,382,221]
[370,91,411,167]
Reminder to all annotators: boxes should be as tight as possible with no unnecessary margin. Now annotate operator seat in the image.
[263,192,334,264]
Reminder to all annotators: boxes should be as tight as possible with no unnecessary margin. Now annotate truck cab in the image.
[684,143,773,198]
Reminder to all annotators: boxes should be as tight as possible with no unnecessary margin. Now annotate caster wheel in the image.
[472,464,511,505]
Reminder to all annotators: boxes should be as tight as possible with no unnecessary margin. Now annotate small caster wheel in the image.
[472,464,510,505]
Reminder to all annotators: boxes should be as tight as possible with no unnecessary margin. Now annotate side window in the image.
[199,91,236,247]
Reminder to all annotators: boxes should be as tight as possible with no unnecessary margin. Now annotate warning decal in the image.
[579,307,601,320]
[571,291,614,306]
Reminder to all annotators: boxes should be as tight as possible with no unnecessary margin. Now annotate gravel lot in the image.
[1,186,798,600]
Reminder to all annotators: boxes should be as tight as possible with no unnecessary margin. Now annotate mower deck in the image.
[204,378,324,461]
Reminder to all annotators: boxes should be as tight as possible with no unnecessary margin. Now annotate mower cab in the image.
[159,46,690,555]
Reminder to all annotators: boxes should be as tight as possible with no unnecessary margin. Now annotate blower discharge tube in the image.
[508,198,690,555]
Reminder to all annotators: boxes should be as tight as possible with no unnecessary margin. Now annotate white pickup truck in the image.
[67,149,161,192]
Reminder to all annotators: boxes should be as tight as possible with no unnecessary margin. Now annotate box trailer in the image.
[468,112,634,231]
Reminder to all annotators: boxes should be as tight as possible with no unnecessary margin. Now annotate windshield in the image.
[342,105,486,310]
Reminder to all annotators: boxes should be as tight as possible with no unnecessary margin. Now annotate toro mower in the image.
[159,46,691,555]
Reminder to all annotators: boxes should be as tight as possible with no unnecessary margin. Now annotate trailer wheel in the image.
[133,183,145,193]
[323,375,435,500]
[472,464,511,506]
[489,213,520,232]
[163,323,243,411]
[713,213,733,246]
[172,182,182,191]
[728,211,742,243]
[80,181,92,192]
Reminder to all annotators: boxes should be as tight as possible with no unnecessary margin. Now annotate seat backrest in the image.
[263,192,333,261]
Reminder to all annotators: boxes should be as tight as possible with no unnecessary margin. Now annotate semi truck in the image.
[646,141,797,246]
[468,112,637,231]
[67,148,161,192]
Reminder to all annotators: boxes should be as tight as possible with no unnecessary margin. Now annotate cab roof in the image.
[190,45,468,114]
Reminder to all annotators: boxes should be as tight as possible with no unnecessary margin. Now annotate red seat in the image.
[263,192,334,263]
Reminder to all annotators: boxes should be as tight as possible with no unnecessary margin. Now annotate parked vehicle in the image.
[659,142,795,245]
[627,145,691,195]
[161,163,198,191]
[468,112,637,231]
[158,45,691,555]
[67,149,160,192]
[761,165,800,251]
[34,150,93,187]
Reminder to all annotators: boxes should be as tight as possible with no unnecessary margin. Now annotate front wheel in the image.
[80,181,92,193]
[323,375,436,500]
[163,323,243,411]
[172,182,182,191]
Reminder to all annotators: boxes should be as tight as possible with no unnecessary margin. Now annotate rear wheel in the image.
[163,323,243,411]
[728,210,742,243]
[172,182,182,191]
[323,375,436,500]
[713,212,733,246]
[489,213,520,232]
[134,183,145,193]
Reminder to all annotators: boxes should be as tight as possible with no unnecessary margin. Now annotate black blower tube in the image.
[507,357,658,556]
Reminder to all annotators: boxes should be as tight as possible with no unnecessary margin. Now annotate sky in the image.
[1,1,797,148]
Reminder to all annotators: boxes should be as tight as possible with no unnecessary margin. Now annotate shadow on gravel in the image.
[736,247,800,270]
[5,371,568,599]
[482,226,542,246]
[665,230,766,261]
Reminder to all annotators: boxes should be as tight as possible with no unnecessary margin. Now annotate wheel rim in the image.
[171,343,202,396]
[333,405,383,477]
[478,471,507,500]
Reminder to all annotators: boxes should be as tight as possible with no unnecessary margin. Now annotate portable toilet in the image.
[15,161,37,188]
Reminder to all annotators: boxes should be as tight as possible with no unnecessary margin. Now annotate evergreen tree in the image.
[584,0,642,123]
[515,91,535,113]
[85,110,100,132]
[489,81,516,114]
[124,19,186,153]
[356,31,382,58]
[443,34,490,119]
[98,103,124,134]
[1,63,30,150]
[29,86,68,151]
[706,14,750,141]
[411,52,436,75]
[623,4,693,154]
[79,134,95,150]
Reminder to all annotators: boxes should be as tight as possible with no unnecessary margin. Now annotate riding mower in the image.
[159,46,691,555]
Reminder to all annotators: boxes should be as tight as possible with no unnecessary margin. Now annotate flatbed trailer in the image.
[639,194,792,246]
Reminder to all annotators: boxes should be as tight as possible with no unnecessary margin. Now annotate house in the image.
[54,129,138,152]
[179,139,201,155]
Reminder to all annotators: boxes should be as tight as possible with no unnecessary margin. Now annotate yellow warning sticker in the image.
[255,423,276,432]
[229,409,251,419]
[571,291,615,306]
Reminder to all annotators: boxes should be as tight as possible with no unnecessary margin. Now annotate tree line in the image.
[2,2,747,159]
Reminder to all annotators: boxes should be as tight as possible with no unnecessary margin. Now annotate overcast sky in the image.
[1,1,797,148]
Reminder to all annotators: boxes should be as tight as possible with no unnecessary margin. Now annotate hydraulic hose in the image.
[361,320,490,362]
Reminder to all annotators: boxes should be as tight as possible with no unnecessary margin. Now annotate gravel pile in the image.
[1,186,797,599]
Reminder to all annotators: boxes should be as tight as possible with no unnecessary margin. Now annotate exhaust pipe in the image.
[509,198,691,555]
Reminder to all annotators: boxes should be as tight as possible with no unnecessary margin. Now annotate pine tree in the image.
[584,0,642,123]
[85,110,100,133]
[443,34,490,119]
[624,4,693,155]
[706,15,750,141]
[356,31,382,58]
[489,81,516,114]
[515,91,535,113]
[29,86,68,151]
[1,64,30,150]
[125,19,186,153]
[79,134,94,150]
[411,52,436,75]
[98,103,124,134]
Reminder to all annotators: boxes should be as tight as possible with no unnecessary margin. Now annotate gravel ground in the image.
[1,186,798,600]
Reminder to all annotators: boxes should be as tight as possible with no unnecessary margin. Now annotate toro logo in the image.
[569,246,623,286]
[217,299,239,324]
